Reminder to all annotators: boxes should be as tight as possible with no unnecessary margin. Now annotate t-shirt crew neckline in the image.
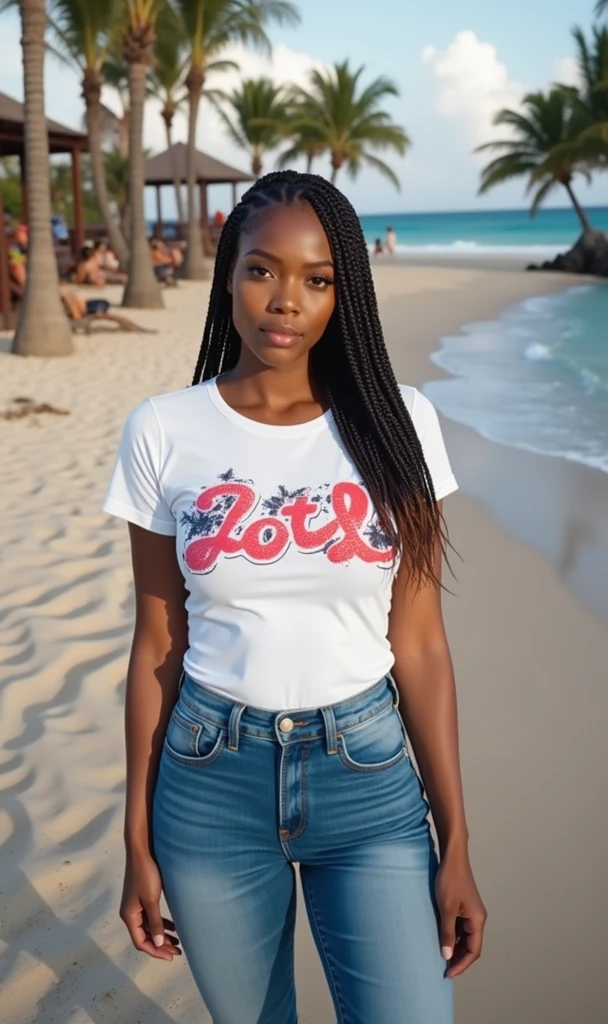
[207,376,334,438]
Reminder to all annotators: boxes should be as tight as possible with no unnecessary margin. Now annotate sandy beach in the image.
[1,265,607,1024]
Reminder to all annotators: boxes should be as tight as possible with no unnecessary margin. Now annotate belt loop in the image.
[227,702,246,751]
[320,705,338,755]
[387,672,400,708]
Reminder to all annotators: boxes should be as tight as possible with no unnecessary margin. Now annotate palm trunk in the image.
[563,180,592,234]
[252,152,262,179]
[163,112,185,226]
[12,0,72,356]
[306,154,313,173]
[83,70,129,268]
[184,70,207,280]
[122,60,163,309]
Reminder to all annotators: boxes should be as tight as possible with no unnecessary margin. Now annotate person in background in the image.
[373,237,384,255]
[386,226,397,256]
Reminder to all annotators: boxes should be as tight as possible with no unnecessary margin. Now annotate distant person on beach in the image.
[386,225,397,255]
[373,237,384,254]
[103,171,486,1023]
[76,241,127,286]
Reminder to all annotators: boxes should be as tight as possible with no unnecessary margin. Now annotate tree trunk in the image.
[119,106,130,159]
[252,152,262,179]
[330,165,339,184]
[122,60,163,309]
[12,0,73,356]
[83,69,129,268]
[306,154,313,174]
[163,111,185,226]
[563,179,592,234]
[184,70,207,280]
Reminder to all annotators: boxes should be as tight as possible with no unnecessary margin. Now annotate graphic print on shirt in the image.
[180,468,395,574]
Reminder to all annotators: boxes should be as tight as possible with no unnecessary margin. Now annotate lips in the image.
[259,326,303,348]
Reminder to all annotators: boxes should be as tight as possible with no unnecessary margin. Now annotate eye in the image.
[308,275,334,288]
[247,264,272,279]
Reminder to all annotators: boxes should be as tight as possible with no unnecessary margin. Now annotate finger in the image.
[162,917,178,933]
[438,903,458,963]
[123,914,175,960]
[446,917,485,978]
[142,899,166,950]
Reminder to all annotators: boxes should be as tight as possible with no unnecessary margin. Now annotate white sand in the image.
[1,268,606,1023]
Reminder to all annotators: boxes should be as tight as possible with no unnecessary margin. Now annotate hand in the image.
[434,848,487,979]
[120,851,182,962]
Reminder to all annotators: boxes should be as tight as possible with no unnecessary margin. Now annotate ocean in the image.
[423,284,608,476]
[360,206,608,258]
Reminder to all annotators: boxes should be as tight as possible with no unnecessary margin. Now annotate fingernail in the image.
[441,946,453,960]
[153,934,165,948]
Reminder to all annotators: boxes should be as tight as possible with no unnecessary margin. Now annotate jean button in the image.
[279,717,294,733]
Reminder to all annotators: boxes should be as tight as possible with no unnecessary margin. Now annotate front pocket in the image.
[338,704,409,773]
[164,704,225,766]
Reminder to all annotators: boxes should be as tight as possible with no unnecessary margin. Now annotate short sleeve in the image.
[101,399,177,535]
[410,389,458,501]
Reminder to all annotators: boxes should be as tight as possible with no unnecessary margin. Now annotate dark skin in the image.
[121,202,486,977]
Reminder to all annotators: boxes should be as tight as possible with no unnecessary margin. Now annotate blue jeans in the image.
[153,673,453,1024]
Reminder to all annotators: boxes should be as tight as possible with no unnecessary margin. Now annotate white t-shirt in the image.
[102,377,457,710]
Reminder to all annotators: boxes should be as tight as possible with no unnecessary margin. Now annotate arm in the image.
[120,524,188,961]
[387,502,486,977]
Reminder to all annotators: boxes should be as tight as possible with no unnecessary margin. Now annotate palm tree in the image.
[47,0,129,267]
[170,0,300,280]
[10,0,73,355]
[596,0,607,16]
[215,78,288,177]
[104,147,130,234]
[563,27,608,162]
[101,50,131,158]
[276,103,326,173]
[122,0,163,308]
[288,61,409,187]
[149,3,187,224]
[476,89,593,233]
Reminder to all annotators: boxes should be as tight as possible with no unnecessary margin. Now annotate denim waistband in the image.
[177,673,400,753]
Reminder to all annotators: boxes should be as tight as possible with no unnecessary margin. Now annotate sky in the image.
[0,0,606,218]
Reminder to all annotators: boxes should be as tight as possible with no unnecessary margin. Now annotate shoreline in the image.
[0,266,606,1024]
[375,264,608,623]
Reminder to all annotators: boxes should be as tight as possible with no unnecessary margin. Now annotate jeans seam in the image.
[284,742,311,841]
[301,871,348,1024]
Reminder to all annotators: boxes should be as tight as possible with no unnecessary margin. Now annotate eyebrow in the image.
[244,247,334,269]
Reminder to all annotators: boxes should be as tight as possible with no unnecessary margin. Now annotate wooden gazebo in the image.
[0,91,88,329]
[0,90,88,251]
[144,142,253,234]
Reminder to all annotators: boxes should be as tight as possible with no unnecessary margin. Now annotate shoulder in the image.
[122,382,209,438]
[396,383,438,434]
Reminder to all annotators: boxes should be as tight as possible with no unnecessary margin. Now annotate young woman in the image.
[103,171,486,1024]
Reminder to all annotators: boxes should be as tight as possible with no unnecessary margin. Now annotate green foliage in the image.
[214,78,289,174]
[285,61,409,187]
[0,156,23,219]
[476,88,591,217]
[169,0,299,72]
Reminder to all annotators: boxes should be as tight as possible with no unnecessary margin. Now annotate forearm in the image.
[124,643,183,856]
[392,647,468,857]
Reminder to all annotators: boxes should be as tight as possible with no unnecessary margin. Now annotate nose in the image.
[267,277,301,316]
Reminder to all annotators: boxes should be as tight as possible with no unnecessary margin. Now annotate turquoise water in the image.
[360,207,608,256]
[424,284,608,475]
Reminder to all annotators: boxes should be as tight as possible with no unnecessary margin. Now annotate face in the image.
[229,203,336,370]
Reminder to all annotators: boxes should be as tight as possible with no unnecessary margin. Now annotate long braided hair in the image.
[192,170,449,586]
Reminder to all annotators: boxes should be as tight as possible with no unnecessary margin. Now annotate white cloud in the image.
[554,56,582,90]
[421,30,526,149]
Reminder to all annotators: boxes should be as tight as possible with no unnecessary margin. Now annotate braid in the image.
[192,170,450,586]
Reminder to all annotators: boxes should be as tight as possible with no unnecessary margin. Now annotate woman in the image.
[102,171,486,1024]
